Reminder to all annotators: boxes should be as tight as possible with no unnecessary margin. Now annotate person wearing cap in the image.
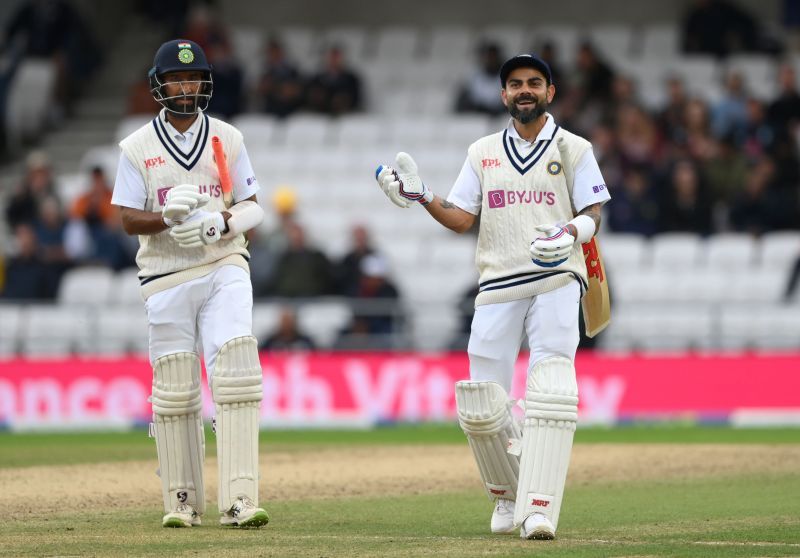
[375,54,610,540]
[111,39,268,529]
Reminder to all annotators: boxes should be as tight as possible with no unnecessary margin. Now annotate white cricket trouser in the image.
[467,280,580,392]
[145,265,253,379]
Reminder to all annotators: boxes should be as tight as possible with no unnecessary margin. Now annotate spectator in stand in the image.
[682,0,759,57]
[729,156,790,234]
[335,224,377,296]
[658,158,713,235]
[766,63,800,138]
[682,98,716,160]
[1,224,61,299]
[305,45,362,115]
[742,97,773,159]
[711,71,749,141]
[70,166,133,270]
[615,104,662,166]
[258,38,305,117]
[659,76,690,144]
[334,254,402,350]
[180,5,225,51]
[126,67,162,114]
[264,221,334,298]
[206,39,244,118]
[5,151,56,229]
[572,41,615,108]
[455,42,506,115]
[251,186,299,296]
[33,194,70,268]
[607,166,660,236]
[258,306,316,351]
[702,134,748,209]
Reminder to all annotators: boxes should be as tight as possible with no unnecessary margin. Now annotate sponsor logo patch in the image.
[488,190,506,208]
[592,183,606,193]
[488,189,556,208]
[531,499,550,507]
[144,156,166,169]
[482,158,502,169]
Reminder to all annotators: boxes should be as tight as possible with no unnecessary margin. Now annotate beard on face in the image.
[507,94,548,124]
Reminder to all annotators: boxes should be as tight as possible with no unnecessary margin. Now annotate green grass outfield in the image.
[1,425,798,557]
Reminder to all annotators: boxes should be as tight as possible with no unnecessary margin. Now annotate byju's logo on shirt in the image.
[487,189,556,208]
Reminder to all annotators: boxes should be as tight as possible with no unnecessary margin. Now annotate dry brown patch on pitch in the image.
[2,444,797,518]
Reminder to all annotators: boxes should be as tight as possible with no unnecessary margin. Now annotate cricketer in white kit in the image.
[375,54,610,540]
[111,38,268,528]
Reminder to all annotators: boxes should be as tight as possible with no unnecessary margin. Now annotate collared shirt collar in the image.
[158,108,204,142]
[506,112,556,144]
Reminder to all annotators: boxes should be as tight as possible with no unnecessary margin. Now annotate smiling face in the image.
[501,67,555,124]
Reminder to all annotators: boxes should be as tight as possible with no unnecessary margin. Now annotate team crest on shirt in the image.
[547,161,562,175]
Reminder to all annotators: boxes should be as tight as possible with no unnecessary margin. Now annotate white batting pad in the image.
[151,352,205,514]
[211,336,263,512]
[455,381,521,501]
[514,357,578,530]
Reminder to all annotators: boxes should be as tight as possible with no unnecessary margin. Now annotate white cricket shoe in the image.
[520,512,555,540]
[162,503,201,528]
[490,499,516,534]
[220,496,270,528]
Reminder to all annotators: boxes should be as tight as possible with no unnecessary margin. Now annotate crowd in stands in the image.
[2,0,800,351]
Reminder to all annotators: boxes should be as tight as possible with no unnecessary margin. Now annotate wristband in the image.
[567,214,596,244]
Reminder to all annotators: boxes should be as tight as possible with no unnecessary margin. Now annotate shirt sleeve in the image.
[231,144,260,202]
[111,152,147,210]
[572,148,611,213]
[446,156,482,215]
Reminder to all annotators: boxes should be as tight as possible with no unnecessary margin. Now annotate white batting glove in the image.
[530,224,575,268]
[169,210,225,248]
[162,184,211,226]
[374,152,433,208]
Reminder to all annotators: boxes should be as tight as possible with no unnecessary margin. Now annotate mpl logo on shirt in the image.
[487,189,556,208]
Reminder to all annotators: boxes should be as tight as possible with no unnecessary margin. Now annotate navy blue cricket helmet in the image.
[148,39,213,115]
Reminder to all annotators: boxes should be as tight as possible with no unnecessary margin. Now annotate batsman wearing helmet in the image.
[111,39,268,528]
[375,54,610,539]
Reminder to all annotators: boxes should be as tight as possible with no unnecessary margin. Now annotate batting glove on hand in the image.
[375,152,433,208]
[162,184,211,226]
[169,210,225,248]
[530,224,575,267]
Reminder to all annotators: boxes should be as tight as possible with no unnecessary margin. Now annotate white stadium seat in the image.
[21,306,91,357]
[640,25,680,59]
[252,302,284,343]
[0,305,23,357]
[650,233,704,269]
[760,231,800,271]
[58,267,114,306]
[706,233,757,270]
[231,114,280,148]
[297,301,353,348]
[89,306,148,355]
[601,234,647,274]
[373,27,421,61]
[111,268,143,305]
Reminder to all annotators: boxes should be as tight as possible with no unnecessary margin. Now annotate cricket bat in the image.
[556,136,611,337]
[581,237,611,337]
[211,135,233,208]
